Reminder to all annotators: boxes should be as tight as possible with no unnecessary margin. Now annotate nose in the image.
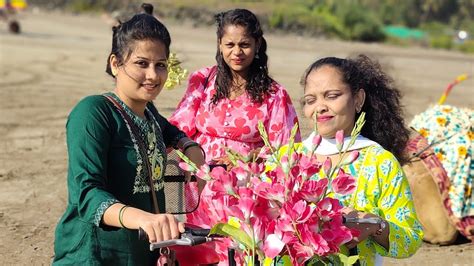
[146,66,159,81]
[315,102,328,114]
[232,46,243,56]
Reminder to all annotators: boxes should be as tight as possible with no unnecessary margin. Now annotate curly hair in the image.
[301,55,410,164]
[212,9,274,105]
[105,3,170,77]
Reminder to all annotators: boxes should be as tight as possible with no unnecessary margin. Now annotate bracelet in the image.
[118,205,129,229]
[182,142,206,161]
[183,141,199,152]
[180,138,196,150]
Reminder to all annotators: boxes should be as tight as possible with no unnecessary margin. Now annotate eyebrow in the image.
[135,56,167,62]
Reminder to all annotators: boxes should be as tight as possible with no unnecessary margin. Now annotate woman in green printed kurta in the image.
[298,55,423,265]
[53,4,205,265]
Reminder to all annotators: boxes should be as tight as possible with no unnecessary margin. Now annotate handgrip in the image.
[138,227,211,241]
[185,228,210,236]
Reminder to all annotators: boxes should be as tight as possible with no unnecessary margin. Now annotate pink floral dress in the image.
[170,66,300,264]
[170,66,301,162]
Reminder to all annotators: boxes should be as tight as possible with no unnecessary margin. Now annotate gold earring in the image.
[112,69,117,76]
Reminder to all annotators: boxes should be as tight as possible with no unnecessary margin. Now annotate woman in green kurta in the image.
[53,5,205,265]
[298,55,423,265]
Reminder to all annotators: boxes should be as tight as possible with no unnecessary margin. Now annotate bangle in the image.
[118,205,129,229]
[182,142,206,161]
[181,138,197,151]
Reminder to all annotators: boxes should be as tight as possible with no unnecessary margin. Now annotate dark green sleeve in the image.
[147,102,186,148]
[66,95,119,226]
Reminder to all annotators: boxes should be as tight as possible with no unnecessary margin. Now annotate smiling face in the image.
[219,25,259,76]
[302,65,365,139]
[110,39,168,113]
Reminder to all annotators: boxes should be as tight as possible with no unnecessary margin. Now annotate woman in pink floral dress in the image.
[169,9,300,263]
[170,9,300,165]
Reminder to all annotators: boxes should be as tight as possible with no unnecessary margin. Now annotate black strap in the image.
[349,247,360,266]
[104,94,161,214]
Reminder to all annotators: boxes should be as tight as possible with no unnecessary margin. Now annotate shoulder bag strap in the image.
[104,94,161,214]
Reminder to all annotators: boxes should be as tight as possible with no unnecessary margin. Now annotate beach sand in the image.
[0,10,472,265]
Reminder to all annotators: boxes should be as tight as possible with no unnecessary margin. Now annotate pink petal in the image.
[263,234,285,259]
[178,162,193,171]
[335,130,344,151]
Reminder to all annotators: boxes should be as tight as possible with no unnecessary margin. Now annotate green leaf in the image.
[337,253,359,266]
[210,223,254,250]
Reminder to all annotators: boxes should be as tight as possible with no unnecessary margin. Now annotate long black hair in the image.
[212,8,274,104]
[105,3,170,77]
[301,55,410,164]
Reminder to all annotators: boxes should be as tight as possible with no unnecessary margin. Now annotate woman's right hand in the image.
[138,213,185,243]
[103,204,185,243]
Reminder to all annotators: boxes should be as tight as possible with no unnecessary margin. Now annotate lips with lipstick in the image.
[317,115,334,122]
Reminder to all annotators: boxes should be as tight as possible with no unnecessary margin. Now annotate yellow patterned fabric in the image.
[336,145,423,265]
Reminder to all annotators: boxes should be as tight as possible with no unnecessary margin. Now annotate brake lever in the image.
[149,235,213,251]
[343,216,382,224]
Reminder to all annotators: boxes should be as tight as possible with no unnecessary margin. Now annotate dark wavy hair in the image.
[105,3,170,77]
[212,8,274,104]
[301,55,410,164]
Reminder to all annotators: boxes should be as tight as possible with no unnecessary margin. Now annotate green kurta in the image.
[53,94,185,265]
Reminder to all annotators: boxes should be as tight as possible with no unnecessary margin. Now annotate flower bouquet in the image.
[177,114,366,265]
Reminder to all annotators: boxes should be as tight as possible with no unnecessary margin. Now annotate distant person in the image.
[0,0,25,34]
[170,8,300,166]
[169,8,301,262]
[297,55,423,265]
[53,4,205,265]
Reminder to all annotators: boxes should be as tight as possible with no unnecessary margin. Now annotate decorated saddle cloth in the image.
[410,104,474,219]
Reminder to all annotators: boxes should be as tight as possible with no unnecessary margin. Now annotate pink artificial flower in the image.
[297,224,331,257]
[283,199,315,224]
[323,157,332,178]
[208,167,237,196]
[298,155,322,180]
[342,150,359,165]
[179,161,194,172]
[230,166,249,185]
[262,234,285,259]
[228,188,255,221]
[312,134,322,149]
[195,164,211,181]
[331,169,357,195]
[316,197,343,222]
[254,180,286,204]
[335,130,344,151]
[297,179,328,203]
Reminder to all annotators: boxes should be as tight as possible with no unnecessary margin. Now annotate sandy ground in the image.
[0,10,473,265]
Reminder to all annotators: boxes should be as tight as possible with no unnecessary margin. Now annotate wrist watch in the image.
[343,217,387,235]
[375,219,387,235]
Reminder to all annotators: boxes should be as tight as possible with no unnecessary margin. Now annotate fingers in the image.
[141,214,182,243]
[178,222,185,233]
[167,214,180,239]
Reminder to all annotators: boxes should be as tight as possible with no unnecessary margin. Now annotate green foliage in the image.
[430,35,453,49]
[28,0,474,52]
[210,223,254,250]
[456,40,474,53]
[337,3,385,41]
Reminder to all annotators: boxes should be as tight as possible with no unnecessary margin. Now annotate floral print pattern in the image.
[410,104,473,218]
[169,66,301,162]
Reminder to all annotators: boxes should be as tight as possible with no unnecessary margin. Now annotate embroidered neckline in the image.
[106,92,167,193]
